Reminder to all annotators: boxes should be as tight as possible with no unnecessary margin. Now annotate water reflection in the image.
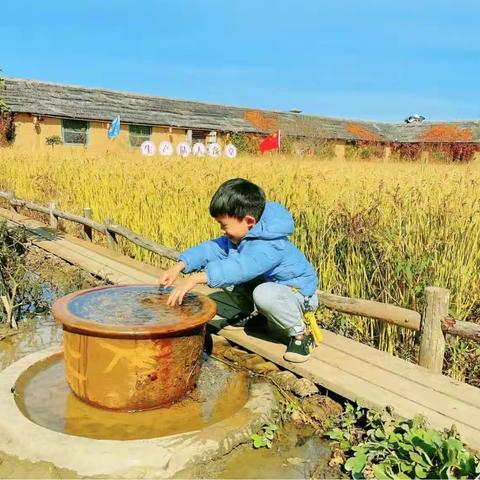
[15,355,249,440]
[0,313,62,370]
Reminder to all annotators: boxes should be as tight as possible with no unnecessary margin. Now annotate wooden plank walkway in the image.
[2,207,480,451]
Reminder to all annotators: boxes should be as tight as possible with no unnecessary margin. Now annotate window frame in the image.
[61,119,90,146]
[129,124,152,147]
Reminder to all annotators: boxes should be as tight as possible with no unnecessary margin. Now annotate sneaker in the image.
[223,311,266,331]
[283,334,315,363]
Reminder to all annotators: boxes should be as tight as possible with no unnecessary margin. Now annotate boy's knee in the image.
[252,283,279,311]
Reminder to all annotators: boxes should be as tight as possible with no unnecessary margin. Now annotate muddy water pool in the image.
[15,353,249,440]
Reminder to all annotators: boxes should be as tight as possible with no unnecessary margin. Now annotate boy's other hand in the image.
[159,262,185,288]
[166,272,208,306]
[159,270,178,288]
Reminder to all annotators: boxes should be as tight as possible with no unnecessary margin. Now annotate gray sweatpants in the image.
[223,278,319,337]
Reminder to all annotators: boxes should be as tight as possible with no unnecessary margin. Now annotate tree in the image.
[0,222,46,329]
[0,68,15,146]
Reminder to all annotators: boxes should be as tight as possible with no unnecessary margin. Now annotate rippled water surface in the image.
[67,286,202,325]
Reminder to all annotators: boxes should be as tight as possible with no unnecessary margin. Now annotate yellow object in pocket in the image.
[304,311,323,346]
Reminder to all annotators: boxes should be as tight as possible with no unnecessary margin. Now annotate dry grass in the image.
[0,149,479,383]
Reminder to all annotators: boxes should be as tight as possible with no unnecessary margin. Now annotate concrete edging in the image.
[0,346,277,478]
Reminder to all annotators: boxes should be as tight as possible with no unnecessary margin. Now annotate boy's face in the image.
[215,214,256,244]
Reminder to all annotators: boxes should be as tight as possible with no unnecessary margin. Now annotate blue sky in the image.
[1,0,478,122]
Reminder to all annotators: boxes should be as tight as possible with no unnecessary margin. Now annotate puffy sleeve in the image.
[205,240,282,287]
[178,236,230,273]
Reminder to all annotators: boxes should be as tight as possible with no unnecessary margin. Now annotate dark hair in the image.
[209,178,266,221]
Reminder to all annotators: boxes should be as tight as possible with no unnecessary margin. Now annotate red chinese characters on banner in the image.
[259,130,281,154]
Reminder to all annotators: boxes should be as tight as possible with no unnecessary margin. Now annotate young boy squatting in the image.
[159,178,319,362]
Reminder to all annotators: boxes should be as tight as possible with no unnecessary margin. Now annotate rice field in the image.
[0,149,479,384]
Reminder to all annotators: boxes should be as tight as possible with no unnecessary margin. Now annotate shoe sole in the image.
[223,324,266,332]
[222,324,246,331]
[283,352,311,363]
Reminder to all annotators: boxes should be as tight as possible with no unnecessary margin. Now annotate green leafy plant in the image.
[251,423,278,449]
[326,403,480,479]
[346,141,385,160]
[45,135,63,148]
[230,133,262,154]
[280,400,297,419]
[326,402,366,451]
[249,399,298,449]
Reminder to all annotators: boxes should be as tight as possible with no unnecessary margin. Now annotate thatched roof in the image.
[3,78,480,143]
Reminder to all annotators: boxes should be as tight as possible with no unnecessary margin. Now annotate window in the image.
[192,130,207,144]
[62,120,89,145]
[206,131,217,144]
[129,125,152,147]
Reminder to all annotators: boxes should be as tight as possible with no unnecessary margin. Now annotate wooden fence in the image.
[1,189,479,375]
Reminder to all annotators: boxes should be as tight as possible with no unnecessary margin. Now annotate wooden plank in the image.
[0,206,51,228]
[5,229,148,285]
[322,330,480,408]
[66,234,167,278]
[65,234,207,296]
[216,327,480,451]
[209,290,480,412]
[316,342,480,430]
[34,238,152,285]
[1,210,155,284]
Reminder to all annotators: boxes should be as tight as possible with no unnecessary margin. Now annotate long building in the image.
[1,78,480,158]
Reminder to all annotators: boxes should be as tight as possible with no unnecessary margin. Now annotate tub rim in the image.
[52,284,217,339]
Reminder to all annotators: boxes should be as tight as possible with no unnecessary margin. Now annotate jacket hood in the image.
[245,202,294,240]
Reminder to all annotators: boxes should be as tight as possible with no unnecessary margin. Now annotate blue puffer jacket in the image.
[178,202,318,296]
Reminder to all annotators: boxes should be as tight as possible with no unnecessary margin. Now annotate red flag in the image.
[259,130,281,154]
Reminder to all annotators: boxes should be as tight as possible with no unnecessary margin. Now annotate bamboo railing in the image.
[1,189,479,374]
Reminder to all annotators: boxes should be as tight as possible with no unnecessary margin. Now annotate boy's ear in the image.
[245,215,257,229]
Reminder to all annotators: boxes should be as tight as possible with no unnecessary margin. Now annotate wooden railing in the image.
[0,190,179,260]
[1,189,479,375]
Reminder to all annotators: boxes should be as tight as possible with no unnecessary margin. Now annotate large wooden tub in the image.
[52,285,216,411]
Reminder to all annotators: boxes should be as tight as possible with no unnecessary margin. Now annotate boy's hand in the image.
[159,261,185,288]
[167,273,207,306]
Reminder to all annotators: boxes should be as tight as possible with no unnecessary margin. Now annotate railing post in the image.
[418,286,449,374]
[48,201,58,230]
[83,208,93,241]
[104,218,117,250]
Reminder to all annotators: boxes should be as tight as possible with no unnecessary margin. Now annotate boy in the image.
[159,178,319,363]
